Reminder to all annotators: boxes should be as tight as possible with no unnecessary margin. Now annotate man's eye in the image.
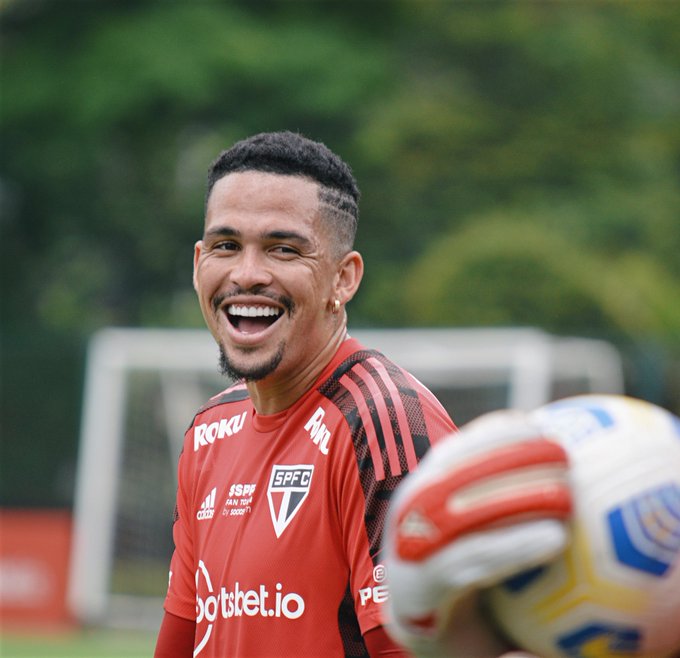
[272,245,299,256]
[214,241,239,251]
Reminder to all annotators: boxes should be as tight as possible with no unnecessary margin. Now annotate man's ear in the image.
[192,241,203,292]
[334,250,364,306]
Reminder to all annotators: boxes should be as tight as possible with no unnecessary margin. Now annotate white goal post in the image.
[67,326,624,629]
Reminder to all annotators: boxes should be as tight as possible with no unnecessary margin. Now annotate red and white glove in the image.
[383,410,573,658]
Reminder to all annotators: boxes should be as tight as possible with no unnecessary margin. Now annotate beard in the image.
[218,343,285,382]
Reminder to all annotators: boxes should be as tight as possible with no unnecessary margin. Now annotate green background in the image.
[2,0,679,508]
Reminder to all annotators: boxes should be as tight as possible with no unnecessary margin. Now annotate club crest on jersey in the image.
[267,465,314,538]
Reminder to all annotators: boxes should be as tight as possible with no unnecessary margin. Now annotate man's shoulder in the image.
[315,342,454,480]
[182,382,252,452]
[319,340,423,400]
[321,339,455,433]
[194,381,251,417]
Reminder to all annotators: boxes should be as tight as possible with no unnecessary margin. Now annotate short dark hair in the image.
[207,131,360,254]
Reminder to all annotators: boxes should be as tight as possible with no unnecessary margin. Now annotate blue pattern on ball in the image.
[557,623,641,656]
[608,483,680,577]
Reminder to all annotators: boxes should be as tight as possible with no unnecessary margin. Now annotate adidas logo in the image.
[197,487,217,520]
[398,509,436,538]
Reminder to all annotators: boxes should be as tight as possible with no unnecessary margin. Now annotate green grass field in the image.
[0,629,157,658]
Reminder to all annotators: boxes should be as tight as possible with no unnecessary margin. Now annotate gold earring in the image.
[332,299,341,314]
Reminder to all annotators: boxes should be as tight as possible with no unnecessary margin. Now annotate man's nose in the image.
[229,249,273,290]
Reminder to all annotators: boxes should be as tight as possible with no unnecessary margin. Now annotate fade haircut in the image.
[207,131,360,256]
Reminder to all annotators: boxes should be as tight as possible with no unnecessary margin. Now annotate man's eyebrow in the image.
[203,226,313,249]
[266,230,313,248]
[204,225,240,239]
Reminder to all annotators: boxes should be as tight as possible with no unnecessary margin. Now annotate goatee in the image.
[218,344,284,382]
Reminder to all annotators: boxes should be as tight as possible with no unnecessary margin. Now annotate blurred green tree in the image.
[352,2,680,325]
[403,214,680,341]
[1,0,393,505]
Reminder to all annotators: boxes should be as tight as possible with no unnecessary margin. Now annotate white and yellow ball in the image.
[488,395,680,658]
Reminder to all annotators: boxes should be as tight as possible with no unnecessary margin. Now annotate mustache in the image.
[212,287,295,315]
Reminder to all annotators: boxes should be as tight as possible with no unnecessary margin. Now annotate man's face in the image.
[194,171,342,383]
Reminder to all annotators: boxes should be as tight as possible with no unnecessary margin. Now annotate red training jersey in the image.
[163,337,456,657]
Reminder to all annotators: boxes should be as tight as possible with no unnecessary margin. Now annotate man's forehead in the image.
[209,170,320,203]
[207,171,321,223]
[204,171,326,235]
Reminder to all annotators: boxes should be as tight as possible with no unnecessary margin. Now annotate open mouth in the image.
[227,304,283,334]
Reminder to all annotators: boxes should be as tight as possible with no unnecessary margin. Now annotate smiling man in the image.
[194,168,359,413]
[154,132,457,658]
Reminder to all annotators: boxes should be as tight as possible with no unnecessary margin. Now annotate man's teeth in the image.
[228,305,281,318]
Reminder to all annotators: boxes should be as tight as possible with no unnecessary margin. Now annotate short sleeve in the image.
[163,447,197,621]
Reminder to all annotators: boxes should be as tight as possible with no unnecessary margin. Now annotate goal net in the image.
[67,326,624,630]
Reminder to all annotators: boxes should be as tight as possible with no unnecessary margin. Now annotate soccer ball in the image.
[487,395,680,658]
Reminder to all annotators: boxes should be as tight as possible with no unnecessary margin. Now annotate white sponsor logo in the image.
[358,563,389,607]
[194,560,305,656]
[304,407,332,455]
[197,487,217,520]
[267,465,314,538]
[222,483,257,518]
[194,412,247,452]
[229,483,256,498]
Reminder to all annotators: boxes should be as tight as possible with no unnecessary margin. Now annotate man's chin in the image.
[218,345,284,382]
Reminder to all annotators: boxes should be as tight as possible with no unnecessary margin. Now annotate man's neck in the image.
[246,323,348,416]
